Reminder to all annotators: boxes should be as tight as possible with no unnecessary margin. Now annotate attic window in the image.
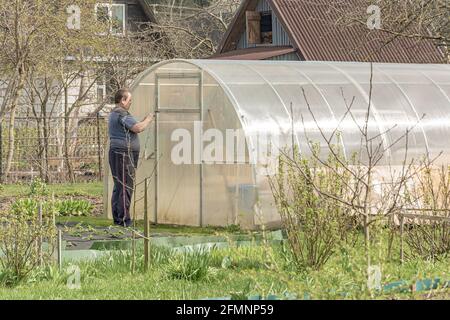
[246,11,273,45]
[246,11,261,45]
[260,12,273,44]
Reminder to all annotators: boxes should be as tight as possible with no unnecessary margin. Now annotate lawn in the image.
[0,182,449,300]
[0,241,448,300]
[0,182,103,198]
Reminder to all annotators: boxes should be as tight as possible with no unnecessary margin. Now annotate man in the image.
[108,88,153,227]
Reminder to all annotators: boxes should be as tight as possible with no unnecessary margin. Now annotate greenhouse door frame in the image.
[154,72,204,227]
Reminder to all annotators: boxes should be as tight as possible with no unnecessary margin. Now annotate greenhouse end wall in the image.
[104,59,450,229]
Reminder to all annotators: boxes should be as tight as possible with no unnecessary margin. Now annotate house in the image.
[0,1,171,182]
[95,0,158,35]
[147,0,239,46]
[211,0,445,63]
[94,0,162,106]
[0,1,164,116]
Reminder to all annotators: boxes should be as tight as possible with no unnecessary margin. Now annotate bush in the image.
[406,224,450,260]
[0,209,56,285]
[404,165,450,260]
[269,146,359,271]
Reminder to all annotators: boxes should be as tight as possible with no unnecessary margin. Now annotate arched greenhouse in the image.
[104,60,450,229]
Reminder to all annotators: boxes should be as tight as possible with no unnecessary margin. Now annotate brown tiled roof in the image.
[218,0,445,63]
[210,46,297,60]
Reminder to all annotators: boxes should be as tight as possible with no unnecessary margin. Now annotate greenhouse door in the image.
[154,73,202,226]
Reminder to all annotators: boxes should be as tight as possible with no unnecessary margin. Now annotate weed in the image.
[166,249,211,281]
[29,178,49,196]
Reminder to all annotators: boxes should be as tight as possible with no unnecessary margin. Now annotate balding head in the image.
[115,88,132,110]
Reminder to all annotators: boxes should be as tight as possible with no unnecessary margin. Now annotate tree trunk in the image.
[4,70,25,182]
[64,87,75,183]
[40,94,50,183]
[42,114,49,182]
[0,71,19,122]
[32,91,45,181]
[4,106,17,182]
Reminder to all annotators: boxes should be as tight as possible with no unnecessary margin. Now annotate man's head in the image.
[115,89,132,110]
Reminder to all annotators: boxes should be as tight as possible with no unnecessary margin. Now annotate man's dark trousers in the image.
[109,148,139,226]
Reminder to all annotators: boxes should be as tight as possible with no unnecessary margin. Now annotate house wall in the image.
[0,72,109,119]
[236,0,293,50]
[3,0,153,118]
[96,0,154,33]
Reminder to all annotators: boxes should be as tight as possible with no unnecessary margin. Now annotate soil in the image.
[59,224,135,250]
[58,222,176,250]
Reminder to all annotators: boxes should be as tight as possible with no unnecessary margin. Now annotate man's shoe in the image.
[113,221,130,227]
[124,220,133,228]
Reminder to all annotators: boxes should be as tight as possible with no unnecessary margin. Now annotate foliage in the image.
[11,198,57,218]
[404,165,450,260]
[223,224,242,233]
[0,209,56,285]
[56,199,93,217]
[0,182,103,198]
[29,178,49,196]
[11,198,92,218]
[209,246,268,270]
[269,145,359,271]
[229,281,252,300]
[0,236,448,298]
[406,224,450,260]
[166,249,211,281]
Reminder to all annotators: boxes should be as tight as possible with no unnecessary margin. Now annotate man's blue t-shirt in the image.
[108,107,140,152]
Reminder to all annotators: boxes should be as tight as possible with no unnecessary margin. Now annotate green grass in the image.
[0,268,285,300]
[0,182,103,198]
[0,241,448,300]
[0,182,449,299]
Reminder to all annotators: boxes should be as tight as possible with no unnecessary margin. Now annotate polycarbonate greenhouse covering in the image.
[104,59,450,229]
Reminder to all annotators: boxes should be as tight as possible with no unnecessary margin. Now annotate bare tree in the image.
[148,0,240,58]
[0,0,238,182]
[270,64,438,273]
[0,0,57,180]
[330,0,449,62]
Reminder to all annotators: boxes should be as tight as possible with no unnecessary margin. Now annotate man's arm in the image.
[130,114,154,133]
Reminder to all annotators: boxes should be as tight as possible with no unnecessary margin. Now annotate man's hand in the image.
[144,114,154,122]
[131,114,154,133]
